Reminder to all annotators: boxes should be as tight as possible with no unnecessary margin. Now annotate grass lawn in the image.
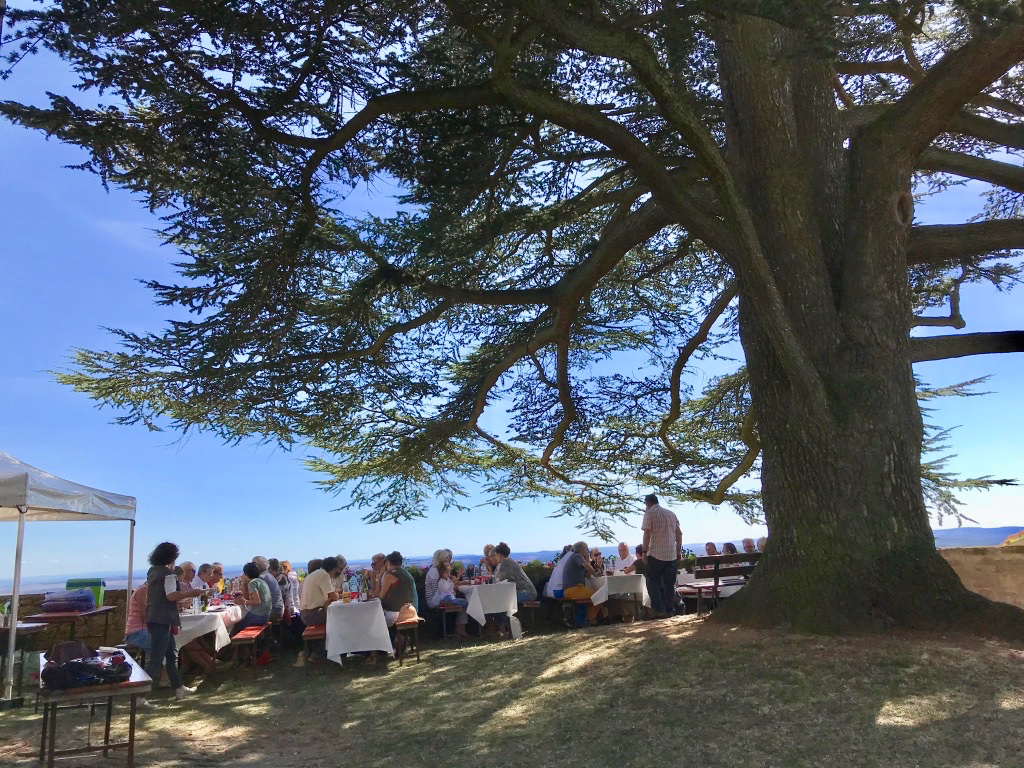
[2,616,1023,767]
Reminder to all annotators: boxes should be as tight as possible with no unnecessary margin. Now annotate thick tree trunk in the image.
[711,15,1024,637]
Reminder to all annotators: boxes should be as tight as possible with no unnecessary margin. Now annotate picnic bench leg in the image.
[46,702,57,768]
[103,695,113,757]
[17,645,26,698]
[128,694,138,768]
[38,700,49,761]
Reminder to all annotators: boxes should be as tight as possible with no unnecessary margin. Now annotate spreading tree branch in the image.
[689,406,760,506]
[908,220,1024,265]
[911,331,1024,362]
[918,148,1024,193]
[658,282,738,458]
[870,23,1024,159]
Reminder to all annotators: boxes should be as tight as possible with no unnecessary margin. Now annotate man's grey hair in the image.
[741,538,754,546]
[197,563,213,575]
[572,541,589,555]
[371,552,386,564]
[180,561,195,571]
[335,554,348,572]
[252,556,270,572]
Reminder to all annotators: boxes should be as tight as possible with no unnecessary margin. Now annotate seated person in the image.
[365,553,386,599]
[543,545,574,598]
[234,562,272,630]
[380,551,416,627]
[252,555,285,621]
[425,549,454,610]
[124,582,151,652]
[757,536,768,553]
[722,542,738,555]
[561,542,605,625]
[617,542,636,573]
[299,557,339,626]
[590,548,606,574]
[480,544,496,577]
[174,566,194,612]
[493,542,537,602]
[330,554,349,594]
[211,563,225,593]
[699,542,721,569]
[630,544,646,576]
[282,560,301,616]
[435,561,470,638]
[196,563,216,590]
[742,538,756,555]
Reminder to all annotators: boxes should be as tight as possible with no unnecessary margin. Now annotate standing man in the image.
[641,493,682,619]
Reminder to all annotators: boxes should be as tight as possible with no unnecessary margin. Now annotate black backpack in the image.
[41,641,132,690]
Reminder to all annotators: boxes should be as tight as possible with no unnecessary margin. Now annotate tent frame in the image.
[1,452,135,709]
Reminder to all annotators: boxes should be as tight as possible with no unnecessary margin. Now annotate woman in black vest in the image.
[145,541,206,701]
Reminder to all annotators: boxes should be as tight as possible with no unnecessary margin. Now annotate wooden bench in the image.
[301,624,326,674]
[679,552,760,615]
[553,597,593,628]
[230,624,270,676]
[436,604,464,641]
[518,600,541,631]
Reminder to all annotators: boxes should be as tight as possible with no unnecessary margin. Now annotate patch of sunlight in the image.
[875,692,969,727]
[536,642,621,680]
[996,693,1024,710]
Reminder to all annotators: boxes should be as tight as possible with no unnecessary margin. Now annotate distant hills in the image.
[931,526,1021,548]
[3,526,1021,593]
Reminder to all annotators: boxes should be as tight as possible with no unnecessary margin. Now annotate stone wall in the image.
[940,546,1024,608]
[2,589,128,650]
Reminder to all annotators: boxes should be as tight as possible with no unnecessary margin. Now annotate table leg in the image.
[128,694,138,768]
[103,695,113,756]
[38,700,50,761]
[17,646,26,698]
[46,702,57,768]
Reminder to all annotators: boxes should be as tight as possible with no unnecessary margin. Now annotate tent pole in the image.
[3,505,26,704]
[127,520,135,592]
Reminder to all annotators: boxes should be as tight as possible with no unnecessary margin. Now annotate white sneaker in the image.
[293,651,306,668]
[138,697,158,710]
[174,686,197,699]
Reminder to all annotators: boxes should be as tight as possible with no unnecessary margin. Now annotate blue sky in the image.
[1,50,1021,582]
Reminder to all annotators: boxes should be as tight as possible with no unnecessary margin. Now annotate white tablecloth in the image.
[586,574,651,608]
[326,599,393,664]
[460,582,518,626]
[178,605,247,652]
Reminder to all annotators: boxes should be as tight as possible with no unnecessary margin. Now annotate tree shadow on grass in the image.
[1,619,1023,767]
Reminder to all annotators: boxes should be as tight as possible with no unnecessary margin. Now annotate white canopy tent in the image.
[0,451,136,704]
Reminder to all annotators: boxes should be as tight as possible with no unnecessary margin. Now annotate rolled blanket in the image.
[41,588,96,613]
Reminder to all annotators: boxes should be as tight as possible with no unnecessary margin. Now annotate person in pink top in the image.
[123,584,156,709]
[124,583,150,651]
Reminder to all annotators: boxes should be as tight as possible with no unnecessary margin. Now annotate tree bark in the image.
[711,15,1024,637]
